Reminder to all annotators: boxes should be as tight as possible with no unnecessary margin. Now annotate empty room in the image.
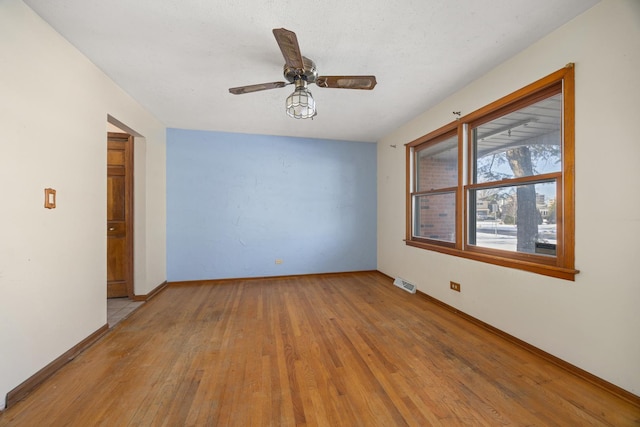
[1,0,639,425]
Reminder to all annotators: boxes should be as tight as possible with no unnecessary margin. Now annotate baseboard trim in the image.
[5,323,109,409]
[408,286,640,408]
[132,280,168,302]
[168,270,378,287]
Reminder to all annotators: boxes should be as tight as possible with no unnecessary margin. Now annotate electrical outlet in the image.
[450,281,461,292]
[275,259,283,265]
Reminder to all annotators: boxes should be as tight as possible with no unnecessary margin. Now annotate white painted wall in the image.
[0,0,166,408]
[378,0,640,395]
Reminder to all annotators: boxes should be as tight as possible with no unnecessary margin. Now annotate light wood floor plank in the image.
[0,271,638,426]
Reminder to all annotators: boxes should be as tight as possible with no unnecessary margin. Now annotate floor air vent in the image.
[393,277,416,294]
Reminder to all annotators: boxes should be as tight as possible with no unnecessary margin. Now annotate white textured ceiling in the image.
[24,0,598,142]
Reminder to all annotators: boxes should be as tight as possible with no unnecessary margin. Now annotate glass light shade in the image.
[286,87,316,119]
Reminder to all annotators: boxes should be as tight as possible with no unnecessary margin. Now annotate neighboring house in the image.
[1,0,638,411]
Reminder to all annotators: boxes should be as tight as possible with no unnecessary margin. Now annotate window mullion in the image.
[460,123,468,249]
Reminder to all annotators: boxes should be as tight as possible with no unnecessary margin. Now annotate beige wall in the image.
[0,0,166,408]
[378,0,640,395]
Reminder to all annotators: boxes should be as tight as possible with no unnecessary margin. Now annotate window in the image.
[412,131,458,245]
[406,65,577,280]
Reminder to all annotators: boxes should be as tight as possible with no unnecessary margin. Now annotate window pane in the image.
[416,134,458,191]
[413,192,456,243]
[469,182,556,255]
[474,94,562,184]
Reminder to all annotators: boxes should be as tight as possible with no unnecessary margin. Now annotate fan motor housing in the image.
[283,56,317,84]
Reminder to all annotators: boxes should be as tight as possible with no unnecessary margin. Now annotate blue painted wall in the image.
[166,129,377,281]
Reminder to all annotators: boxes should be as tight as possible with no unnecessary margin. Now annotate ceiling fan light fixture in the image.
[229,28,376,118]
[286,79,316,119]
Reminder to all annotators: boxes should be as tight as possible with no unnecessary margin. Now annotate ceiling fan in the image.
[229,28,377,119]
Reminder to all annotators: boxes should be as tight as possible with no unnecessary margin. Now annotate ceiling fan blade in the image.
[272,28,305,70]
[316,76,377,90]
[228,81,288,95]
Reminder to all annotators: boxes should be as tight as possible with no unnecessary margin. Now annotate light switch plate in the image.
[44,188,56,209]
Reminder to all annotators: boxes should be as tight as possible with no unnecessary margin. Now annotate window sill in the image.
[405,240,579,281]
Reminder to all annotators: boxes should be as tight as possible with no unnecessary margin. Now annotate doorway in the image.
[107,132,134,298]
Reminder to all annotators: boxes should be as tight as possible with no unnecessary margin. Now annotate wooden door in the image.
[107,132,133,298]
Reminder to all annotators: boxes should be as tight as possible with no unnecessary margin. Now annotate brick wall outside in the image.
[416,155,457,191]
[414,156,457,241]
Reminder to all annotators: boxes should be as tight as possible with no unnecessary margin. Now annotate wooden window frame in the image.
[405,65,578,280]
[410,128,460,248]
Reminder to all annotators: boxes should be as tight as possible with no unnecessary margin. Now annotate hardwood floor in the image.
[1,271,638,426]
